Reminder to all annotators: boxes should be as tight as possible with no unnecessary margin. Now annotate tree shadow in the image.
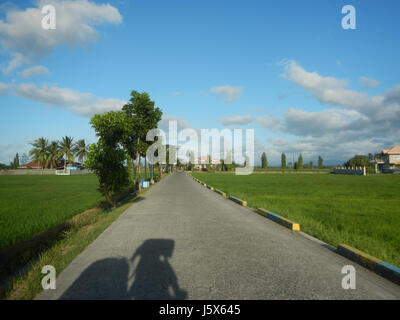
[60,239,187,300]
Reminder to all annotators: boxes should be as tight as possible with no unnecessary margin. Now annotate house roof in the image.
[18,161,42,168]
[381,145,400,155]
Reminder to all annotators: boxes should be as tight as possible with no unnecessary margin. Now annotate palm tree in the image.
[29,137,49,169]
[47,141,61,169]
[58,136,75,170]
[73,139,88,163]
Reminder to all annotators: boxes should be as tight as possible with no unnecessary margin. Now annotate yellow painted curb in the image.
[337,244,382,266]
[229,196,247,206]
[257,208,300,231]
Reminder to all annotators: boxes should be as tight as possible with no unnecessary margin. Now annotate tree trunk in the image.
[138,155,142,192]
[104,187,116,208]
[134,137,140,193]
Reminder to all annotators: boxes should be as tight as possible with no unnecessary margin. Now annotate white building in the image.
[193,156,221,170]
[371,145,400,173]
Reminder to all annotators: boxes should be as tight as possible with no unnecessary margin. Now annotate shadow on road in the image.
[60,239,187,300]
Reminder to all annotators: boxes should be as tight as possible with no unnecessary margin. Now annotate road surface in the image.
[36,172,400,299]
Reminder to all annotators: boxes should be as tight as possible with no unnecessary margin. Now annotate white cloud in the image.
[253,61,400,164]
[0,0,122,73]
[68,98,126,116]
[210,85,243,103]
[283,108,366,136]
[158,115,190,132]
[14,82,125,117]
[255,115,284,131]
[219,115,253,126]
[0,82,8,95]
[19,65,50,78]
[359,76,380,89]
[284,61,381,111]
[15,83,92,105]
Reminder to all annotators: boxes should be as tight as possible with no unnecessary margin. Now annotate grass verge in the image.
[1,187,151,300]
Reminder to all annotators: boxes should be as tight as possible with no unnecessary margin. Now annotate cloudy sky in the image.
[0,0,399,165]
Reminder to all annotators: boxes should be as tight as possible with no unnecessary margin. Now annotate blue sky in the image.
[0,0,399,165]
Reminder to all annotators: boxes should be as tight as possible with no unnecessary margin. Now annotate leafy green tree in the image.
[281,153,286,169]
[85,143,129,208]
[297,154,303,169]
[261,152,268,169]
[11,153,20,169]
[59,136,75,170]
[29,137,49,169]
[122,91,162,190]
[345,155,368,167]
[90,111,127,148]
[0,163,8,170]
[73,139,88,163]
[318,155,323,169]
[47,141,61,169]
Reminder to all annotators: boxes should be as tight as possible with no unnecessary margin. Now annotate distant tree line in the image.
[258,152,324,169]
[0,139,87,170]
[28,136,88,170]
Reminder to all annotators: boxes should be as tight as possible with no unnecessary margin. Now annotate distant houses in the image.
[18,161,42,169]
[18,160,83,170]
[370,145,400,173]
[194,157,221,170]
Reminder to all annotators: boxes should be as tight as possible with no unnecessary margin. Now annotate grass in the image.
[0,174,104,251]
[1,172,164,300]
[3,196,137,299]
[191,172,400,267]
[0,172,158,251]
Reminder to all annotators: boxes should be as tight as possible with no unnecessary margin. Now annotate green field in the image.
[192,172,400,267]
[0,172,160,251]
[0,174,105,250]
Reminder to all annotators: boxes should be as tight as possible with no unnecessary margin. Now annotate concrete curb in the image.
[228,196,247,206]
[257,208,300,231]
[214,189,226,197]
[337,244,400,285]
[206,185,214,191]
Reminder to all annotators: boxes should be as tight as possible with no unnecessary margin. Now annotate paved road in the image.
[37,172,400,299]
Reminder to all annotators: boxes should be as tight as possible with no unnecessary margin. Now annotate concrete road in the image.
[36,172,400,299]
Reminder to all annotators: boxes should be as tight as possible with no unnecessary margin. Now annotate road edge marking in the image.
[337,244,400,285]
[256,208,300,231]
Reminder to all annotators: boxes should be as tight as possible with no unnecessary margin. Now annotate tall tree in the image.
[281,153,286,169]
[298,154,303,169]
[13,153,19,169]
[29,137,49,169]
[261,152,268,169]
[59,136,75,170]
[122,91,162,191]
[318,155,323,169]
[47,141,61,169]
[85,142,129,208]
[73,139,88,163]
